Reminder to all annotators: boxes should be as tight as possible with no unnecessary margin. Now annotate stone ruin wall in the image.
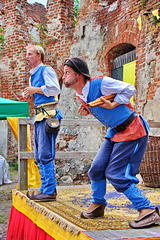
[0,0,160,185]
[0,0,47,163]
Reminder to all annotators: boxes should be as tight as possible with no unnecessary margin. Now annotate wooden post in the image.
[18,118,28,190]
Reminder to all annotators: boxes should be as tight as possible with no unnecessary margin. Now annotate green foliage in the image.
[34,0,80,48]
[12,161,18,171]
[152,15,160,25]
[30,23,48,50]
[0,27,3,34]
[37,23,48,50]
[0,215,9,224]
[0,27,4,50]
[140,0,146,9]
[74,0,80,25]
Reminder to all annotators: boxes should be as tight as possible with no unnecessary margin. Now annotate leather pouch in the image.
[45,118,60,133]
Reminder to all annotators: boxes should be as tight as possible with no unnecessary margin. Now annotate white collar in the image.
[75,81,90,102]
[30,63,43,75]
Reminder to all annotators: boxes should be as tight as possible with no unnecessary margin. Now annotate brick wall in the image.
[0,0,47,162]
[0,0,159,183]
[70,0,160,118]
[46,0,74,81]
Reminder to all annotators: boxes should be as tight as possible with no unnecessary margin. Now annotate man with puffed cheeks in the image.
[62,57,160,228]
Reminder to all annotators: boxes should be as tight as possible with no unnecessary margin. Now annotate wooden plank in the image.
[18,119,28,190]
[60,119,103,127]
[18,118,102,127]
[20,152,34,159]
[20,151,97,159]
[18,118,160,128]
[148,121,160,128]
[85,227,160,240]
[19,117,33,125]
[55,151,96,158]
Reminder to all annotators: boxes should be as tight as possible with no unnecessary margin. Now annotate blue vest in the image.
[31,65,57,107]
[87,78,134,138]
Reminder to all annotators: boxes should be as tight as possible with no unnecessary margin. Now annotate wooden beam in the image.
[148,122,160,128]
[18,118,160,128]
[20,151,97,160]
[18,118,28,190]
[18,118,33,125]
[18,118,103,126]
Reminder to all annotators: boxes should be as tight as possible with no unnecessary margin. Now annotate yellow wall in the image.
[123,61,136,104]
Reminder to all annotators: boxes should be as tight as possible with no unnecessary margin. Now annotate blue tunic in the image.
[31,65,57,107]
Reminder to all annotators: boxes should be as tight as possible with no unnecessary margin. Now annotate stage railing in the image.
[18,118,160,190]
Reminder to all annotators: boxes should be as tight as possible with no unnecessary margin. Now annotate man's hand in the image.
[77,105,90,116]
[21,90,34,103]
[99,96,120,109]
[23,86,43,97]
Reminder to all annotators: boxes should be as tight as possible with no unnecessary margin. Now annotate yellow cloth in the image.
[137,15,142,30]
[152,9,159,20]
[123,61,136,104]
[34,102,57,122]
[12,189,90,240]
[7,117,41,189]
[15,184,160,232]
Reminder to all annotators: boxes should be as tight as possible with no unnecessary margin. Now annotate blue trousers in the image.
[34,119,57,194]
[88,135,154,211]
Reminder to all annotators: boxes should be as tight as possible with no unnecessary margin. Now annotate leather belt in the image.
[35,104,58,115]
[113,112,138,132]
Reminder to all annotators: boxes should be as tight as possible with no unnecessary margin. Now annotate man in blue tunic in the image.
[22,45,63,201]
[62,57,160,228]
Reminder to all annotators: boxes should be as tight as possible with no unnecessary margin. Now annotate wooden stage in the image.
[7,186,160,240]
[9,118,159,240]
[85,227,160,240]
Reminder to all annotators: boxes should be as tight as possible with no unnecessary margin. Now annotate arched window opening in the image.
[110,43,136,81]
[110,43,136,103]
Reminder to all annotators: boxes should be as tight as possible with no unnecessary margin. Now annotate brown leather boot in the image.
[81,202,105,219]
[129,207,160,228]
[26,189,57,202]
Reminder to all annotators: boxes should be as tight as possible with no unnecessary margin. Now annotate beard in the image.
[64,75,78,88]
[64,83,72,88]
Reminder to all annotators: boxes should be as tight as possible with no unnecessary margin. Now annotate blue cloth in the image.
[89,135,148,192]
[34,119,57,164]
[87,78,134,128]
[38,160,57,194]
[31,65,57,107]
[88,135,154,211]
[91,179,107,206]
[34,119,58,194]
[30,63,60,98]
[123,184,154,211]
